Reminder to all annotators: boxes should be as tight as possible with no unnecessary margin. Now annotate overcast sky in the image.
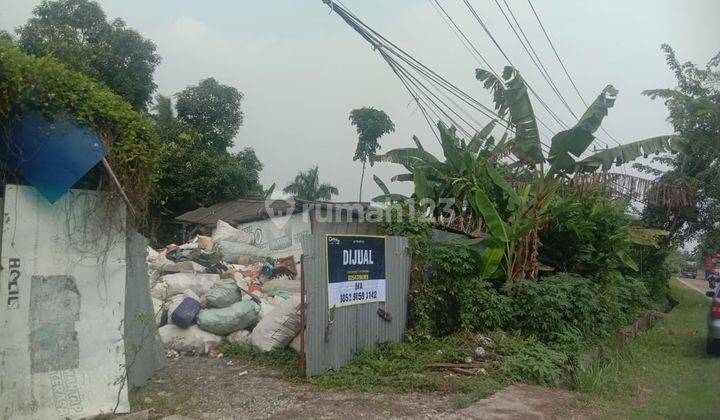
[2,0,719,202]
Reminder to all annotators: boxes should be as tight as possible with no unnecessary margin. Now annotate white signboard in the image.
[236,210,311,268]
[0,185,130,419]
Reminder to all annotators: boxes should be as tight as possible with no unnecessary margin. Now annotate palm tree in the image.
[349,107,395,201]
[283,165,339,201]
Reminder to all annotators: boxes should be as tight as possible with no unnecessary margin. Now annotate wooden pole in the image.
[101,157,137,219]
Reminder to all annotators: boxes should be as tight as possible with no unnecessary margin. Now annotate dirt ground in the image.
[127,356,591,420]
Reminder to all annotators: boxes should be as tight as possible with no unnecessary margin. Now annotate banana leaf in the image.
[547,85,618,173]
[481,247,504,278]
[472,190,509,242]
[500,67,544,165]
[575,135,684,173]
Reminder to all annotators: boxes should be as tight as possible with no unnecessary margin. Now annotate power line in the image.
[526,0,623,149]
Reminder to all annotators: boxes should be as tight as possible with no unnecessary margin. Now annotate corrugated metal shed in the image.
[300,234,411,377]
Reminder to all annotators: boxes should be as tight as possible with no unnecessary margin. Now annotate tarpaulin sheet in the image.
[0,185,129,419]
[8,112,107,204]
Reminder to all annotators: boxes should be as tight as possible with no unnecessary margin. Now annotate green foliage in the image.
[512,274,599,342]
[175,78,243,151]
[282,165,338,201]
[155,132,263,217]
[498,335,568,386]
[458,279,513,332]
[15,0,160,110]
[348,106,394,201]
[349,107,394,165]
[540,191,646,280]
[378,202,434,338]
[641,45,720,247]
[0,41,159,217]
[220,342,300,379]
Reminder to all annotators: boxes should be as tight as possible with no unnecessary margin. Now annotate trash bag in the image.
[226,329,251,346]
[206,281,242,309]
[159,325,221,353]
[249,296,301,352]
[196,235,214,251]
[262,277,301,294]
[289,333,301,352]
[216,241,269,263]
[152,297,165,327]
[171,297,201,328]
[212,220,254,244]
[197,301,260,335]
[151,273,220,300]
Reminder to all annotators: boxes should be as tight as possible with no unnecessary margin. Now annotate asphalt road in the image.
[678,274,713,296]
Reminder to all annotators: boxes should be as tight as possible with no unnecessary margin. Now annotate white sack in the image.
[212,220,254,244]
[249,296,301,352]
[289,333,302,352]
[226,329,251,346]
[152,297,165,326]
[262,277,301,294]
[150,273,219,300]
[159,325,221,353]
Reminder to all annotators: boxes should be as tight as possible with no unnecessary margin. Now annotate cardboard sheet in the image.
[0,185,129,419]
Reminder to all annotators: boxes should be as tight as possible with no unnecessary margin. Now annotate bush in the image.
[498,335,568,386]
[0,41,159,219]
[512,273,600,342]
[459,279,514,331]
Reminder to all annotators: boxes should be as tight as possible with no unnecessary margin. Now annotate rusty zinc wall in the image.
[299,234,411,377]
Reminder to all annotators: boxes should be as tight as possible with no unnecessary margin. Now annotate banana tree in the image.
[374,66,681,284]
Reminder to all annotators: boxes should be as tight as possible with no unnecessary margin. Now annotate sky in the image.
[2,0,719,202]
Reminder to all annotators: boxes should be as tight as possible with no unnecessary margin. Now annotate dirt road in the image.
[129,356,589,419]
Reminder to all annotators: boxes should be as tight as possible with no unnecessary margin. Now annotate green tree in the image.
[349,107,395,201]
[640,45,720,247]
[175,78,243,151]
[154,131,263,217]
[15,0,160,111]
[283,165,339,201]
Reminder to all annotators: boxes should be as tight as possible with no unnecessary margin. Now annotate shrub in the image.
[512,273,600,341]
[459,279,514,331]
[498,335,568,386]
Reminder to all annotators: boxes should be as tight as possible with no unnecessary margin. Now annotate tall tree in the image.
[175,78,243,151]
[283,165,339,201]
[15,0,160,111]
[640,45,720,247]
[349,107,395,201]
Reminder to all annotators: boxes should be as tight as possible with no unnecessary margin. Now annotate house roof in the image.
[175,198,372,226]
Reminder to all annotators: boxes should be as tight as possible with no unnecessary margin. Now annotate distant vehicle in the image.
[681,261,697,278]
[707,288,720,355]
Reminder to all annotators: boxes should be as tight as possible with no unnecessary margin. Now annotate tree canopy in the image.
[15,0,160,111]
[349,107,394,201]
[0,41,159,220]
[283,165,339,201]
[175,78,244,151]
[149,89,262,218]
[640,45,720,250]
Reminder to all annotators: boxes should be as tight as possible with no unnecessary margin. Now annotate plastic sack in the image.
[262,277,301,294]
[197,301,260,335]
[216,241,268,263]
[212,220,254,244]
[249,296,301,352]
[226,329,251,346]
[196,235,214,251]
[289,333,301,352]
[152,297,165,327]
[172,297,201,328]
[206,280,242,308]
[151,273,219,300]
[159,325,221,353]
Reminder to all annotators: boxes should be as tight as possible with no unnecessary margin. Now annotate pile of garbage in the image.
[147,220,302,355]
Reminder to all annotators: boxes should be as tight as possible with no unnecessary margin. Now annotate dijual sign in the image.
[326,234,386,308]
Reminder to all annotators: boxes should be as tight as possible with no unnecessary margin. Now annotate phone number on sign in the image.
[338,290,378,304]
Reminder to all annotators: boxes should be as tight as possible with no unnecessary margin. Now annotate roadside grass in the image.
[571,278,720,419]
[220,343,301,380]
